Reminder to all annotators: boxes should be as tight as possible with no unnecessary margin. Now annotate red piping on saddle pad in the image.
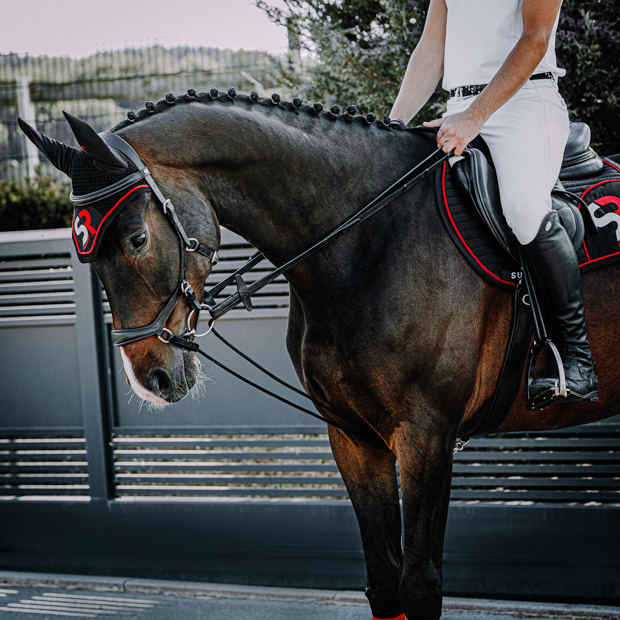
[578,159,620,268]
[372,615,406,620]
[441,162,514,287]
[72,184,149,256]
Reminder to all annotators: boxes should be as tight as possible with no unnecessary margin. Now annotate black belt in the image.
[449,72,555,98]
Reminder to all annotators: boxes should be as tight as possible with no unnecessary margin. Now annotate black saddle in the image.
[451,122,602,260]
[441,122,615,433]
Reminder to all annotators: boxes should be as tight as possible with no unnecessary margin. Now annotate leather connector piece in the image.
[169,335,200,352]
[235,274,253,311]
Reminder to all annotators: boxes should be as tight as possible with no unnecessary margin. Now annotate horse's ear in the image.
[63,111,129,174]
[18,117,80,178]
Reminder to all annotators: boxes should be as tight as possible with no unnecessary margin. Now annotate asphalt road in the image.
[0,573,617,620]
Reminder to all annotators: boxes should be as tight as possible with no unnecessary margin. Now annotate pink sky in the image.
[1,0,289,57]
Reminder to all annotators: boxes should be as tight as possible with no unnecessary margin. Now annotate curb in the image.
[0,571,618,618]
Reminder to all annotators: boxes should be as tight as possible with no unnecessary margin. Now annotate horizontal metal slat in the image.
[115,485,349,497]
[497,423,620,438]
[0,303,76,317]
[0,485,89,495]
[452,464,620,476]
[468,437,620,450]
[0,474,89,485]
[0,292,75,306]
[0,281,74,294]
[451,477,620,489]
[113,437,329,447]
[0,439,85,448]
[454,451,620,463]
[0,256,71,269]
[0,451,87,462]
[114,462,339,473]
[115,474,341,485]
[113,449,335,460]
[0,268,72,283]
[0,463,88,473]
[449,489,620,502]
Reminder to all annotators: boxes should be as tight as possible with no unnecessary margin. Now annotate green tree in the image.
[556,0,620,155]
[257,0,445,123]
[0,174,72,232]
[258,0,620,154]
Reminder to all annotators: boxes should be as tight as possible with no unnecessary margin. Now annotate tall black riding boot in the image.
[521,211,598,409]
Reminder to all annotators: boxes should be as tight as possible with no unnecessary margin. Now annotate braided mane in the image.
[111,88,406,134]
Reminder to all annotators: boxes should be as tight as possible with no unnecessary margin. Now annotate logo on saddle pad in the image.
[586,195,620,242]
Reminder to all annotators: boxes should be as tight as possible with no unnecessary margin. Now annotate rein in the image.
[203,144,452,319]
[100,129,451,433]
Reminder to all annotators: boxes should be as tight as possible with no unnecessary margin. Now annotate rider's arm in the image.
[389,0,447,124]
[428,0,564,155]
[464,0,563,125]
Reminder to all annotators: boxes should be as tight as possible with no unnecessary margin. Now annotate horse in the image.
[20,91,620,620]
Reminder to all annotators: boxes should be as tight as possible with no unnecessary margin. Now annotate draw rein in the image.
[83,132,452,433]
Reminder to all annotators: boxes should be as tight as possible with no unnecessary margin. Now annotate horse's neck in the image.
[124,103,435,286]
[193,106,433,266]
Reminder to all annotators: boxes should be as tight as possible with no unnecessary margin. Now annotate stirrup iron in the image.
[518,248,568,411]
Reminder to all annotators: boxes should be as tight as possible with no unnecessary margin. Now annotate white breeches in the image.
[445,79,570,245]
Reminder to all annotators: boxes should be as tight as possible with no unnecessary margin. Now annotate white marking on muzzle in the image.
[120,349,167,406]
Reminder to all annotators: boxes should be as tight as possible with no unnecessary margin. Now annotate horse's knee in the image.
[399,566,442,620]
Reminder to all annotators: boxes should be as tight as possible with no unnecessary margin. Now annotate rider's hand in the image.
[423,109,485,156]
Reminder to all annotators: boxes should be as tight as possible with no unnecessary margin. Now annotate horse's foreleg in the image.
[393,419,456,620]
[329,427,404,619]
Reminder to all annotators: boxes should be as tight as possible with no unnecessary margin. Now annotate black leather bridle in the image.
[69,132,219,348]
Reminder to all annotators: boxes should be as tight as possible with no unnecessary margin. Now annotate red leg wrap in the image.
[372,615,406,620]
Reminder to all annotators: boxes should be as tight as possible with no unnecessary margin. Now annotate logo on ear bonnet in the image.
[73,210,97,249]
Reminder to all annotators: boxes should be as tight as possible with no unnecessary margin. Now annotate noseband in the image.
[70,132,218,348]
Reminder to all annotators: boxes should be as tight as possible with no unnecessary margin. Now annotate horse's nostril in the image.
[147,367,172,399]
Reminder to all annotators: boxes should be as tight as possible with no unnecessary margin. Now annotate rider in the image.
[390,0,598,408]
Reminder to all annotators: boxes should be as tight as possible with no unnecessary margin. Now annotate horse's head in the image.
[19,113,220,405]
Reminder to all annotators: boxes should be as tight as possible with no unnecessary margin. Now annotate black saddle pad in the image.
[435,157,620,291]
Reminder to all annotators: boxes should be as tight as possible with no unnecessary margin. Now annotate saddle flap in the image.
[451,147,585,261]
[452,148,518,260]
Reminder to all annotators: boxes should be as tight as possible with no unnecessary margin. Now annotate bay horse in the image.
[20,91,620,620]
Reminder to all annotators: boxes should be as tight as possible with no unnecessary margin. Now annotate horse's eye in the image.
[131,232,147,250]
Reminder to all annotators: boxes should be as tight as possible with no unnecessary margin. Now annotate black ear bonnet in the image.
[18,114,151,263]
[69,150,150,262]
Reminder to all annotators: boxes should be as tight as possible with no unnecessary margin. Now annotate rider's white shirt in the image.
[442,0,566,91]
